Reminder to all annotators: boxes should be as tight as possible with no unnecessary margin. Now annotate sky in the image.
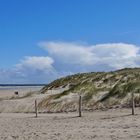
[0,0,140,83]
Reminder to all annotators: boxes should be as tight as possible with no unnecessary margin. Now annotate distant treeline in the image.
[0,84,46,87]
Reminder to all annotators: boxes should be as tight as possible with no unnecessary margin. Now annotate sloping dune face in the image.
[38,68,140,113]
[1,68,140,113]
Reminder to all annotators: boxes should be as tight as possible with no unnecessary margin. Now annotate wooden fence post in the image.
[35,99,38,118]
[79,95,82,117]
[132,93,135,115]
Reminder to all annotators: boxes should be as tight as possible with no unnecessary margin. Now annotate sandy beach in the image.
[0,86,42,98]
[0,86,46,113]
[0,108,140,140]
[0,87,140,140]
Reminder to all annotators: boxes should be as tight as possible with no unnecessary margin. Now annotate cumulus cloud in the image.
[92,43,139,58]
[40,42,96,65]
[40,41,140,71]
[16,56,54,73]
[1,41,140,84]
[0,56,57,84]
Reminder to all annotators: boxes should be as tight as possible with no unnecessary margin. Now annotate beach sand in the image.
[0,87,140,140]
[0,108,140,140]
[0,86,42,99]
[0,87,45,113]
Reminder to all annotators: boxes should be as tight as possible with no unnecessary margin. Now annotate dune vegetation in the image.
[38,68,140,112]
[1,68,140,113]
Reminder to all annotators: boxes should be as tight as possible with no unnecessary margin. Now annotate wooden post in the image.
[79,95,82,117]
[132,93,135,115]
[35,100,38,118]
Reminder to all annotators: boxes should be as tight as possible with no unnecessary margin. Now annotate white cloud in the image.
[0,56,57,84]
[40,41,96,65]
[92,43,139,58]
[1,41,140,84]
[40,41,140,71]
[16,56,54,73]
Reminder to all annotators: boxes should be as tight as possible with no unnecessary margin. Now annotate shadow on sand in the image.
[101,113,139,120]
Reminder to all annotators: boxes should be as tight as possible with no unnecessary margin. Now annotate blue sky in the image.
[0,0,140,83]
